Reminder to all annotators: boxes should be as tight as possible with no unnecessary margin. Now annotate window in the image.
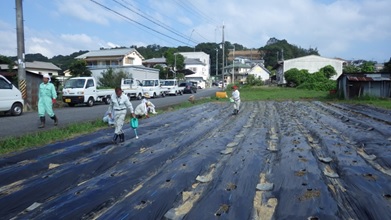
[0,78,11,89]
[87,79,94,88]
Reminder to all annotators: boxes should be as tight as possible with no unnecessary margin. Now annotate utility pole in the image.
[221,24,225,89]
[215,48,218,79]
[15,0,28,110]
[232,45,235,84]
[174,53,177,79]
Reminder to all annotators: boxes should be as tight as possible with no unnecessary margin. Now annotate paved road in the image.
[0,87,221,139]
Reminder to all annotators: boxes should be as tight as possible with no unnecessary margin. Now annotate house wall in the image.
[248,65,270,81]
[180,52,211,81]
[90,66,159,83]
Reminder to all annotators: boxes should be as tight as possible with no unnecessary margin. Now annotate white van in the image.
[0,75,24,116]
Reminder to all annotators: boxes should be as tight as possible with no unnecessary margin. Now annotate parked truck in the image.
[62,77,112,107]
[160,79,183,96]
[120,78,143,100]
[141,79,169,98]
[0,75,24,116]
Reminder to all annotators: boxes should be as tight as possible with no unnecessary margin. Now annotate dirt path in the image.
[0,101,390,219]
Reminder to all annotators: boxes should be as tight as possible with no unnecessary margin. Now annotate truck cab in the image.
[161,79,183,96]
[141,79,167,98]
[121,78,143,100]
[0,75,24,116]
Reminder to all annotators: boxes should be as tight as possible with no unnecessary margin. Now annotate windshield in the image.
[142,80,155,87]
[163,81,174,86]
[64,79,86,89]
[123,79,133,85]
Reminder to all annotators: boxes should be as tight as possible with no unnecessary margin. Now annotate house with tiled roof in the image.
[76,48,159,80]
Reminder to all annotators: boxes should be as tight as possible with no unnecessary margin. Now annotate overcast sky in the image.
[1,0,390,63]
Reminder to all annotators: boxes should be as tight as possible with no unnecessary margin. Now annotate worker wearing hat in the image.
[108,87,135,144]
[134,100,151,119]
[231,85,241,115]
[38,74,58,128]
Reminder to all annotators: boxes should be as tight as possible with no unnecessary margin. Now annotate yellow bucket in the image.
[215,91,228,98]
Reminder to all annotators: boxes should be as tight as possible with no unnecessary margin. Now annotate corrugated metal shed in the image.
[347,75,391,82]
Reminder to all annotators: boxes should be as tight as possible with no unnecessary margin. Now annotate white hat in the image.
[43,74,51,82]
[147,101,152,106]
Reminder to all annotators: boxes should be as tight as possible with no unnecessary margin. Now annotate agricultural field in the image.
[0,101,390,219]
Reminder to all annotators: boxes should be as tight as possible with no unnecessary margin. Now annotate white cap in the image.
[43,74,51,82]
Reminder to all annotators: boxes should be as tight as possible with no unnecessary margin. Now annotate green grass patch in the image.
[0,119,108,155]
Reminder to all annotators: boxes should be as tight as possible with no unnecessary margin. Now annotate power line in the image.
[114,0,198,44]
[89,0,192,46]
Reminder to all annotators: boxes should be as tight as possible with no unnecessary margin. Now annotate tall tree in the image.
[69,60,92,77]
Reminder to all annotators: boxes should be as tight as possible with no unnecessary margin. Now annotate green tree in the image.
[0,55,14,71]
[163,49,185,79]
[284,68,307,87]
[360,61,376,73]
[98,68,131,88]
[319,65,337,79]
[69,60,92,77]
[343,64,360,73]
[382,58,391,72]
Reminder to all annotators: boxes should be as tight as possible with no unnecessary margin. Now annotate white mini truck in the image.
[161,79,183,96]
[62,77,112,107]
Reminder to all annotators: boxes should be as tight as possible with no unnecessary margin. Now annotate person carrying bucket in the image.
[107,87,135,143]
[231,85,241,115]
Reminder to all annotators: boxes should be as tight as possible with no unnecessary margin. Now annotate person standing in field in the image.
[108,87,135,143]
[231,85,241,115]
[38,74,58,128]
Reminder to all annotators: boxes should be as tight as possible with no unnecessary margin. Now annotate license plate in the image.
[65,99,71,103]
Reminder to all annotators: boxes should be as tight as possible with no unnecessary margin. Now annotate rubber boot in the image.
[232,110,237,115]
[235,109,239,115]
[38,117,45,128]
[112,134,119,144]
[51,115,58,126]
[119,133,125,143]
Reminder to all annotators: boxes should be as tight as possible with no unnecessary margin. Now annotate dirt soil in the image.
[0,101,391,220]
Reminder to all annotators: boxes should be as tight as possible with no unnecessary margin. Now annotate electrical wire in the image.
[114,0,198,44]
[89,0,192,46]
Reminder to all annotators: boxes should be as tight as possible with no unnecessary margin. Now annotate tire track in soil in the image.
[1,101,391,220]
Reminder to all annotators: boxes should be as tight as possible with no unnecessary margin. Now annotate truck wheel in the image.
[68,103,75,107]
[174,91,178,96]
[153,93,156,98]
[87,97,94,107]
[180,90,183,95]
[10,103,23,116]
[137,93,142,100]
[104,96,111,104]
[161,92,165,97]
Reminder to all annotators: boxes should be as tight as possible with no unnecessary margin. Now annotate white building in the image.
[76,48,159,80]
[248,64,271,82]
[275,55,345,84]
[178,52,210,88]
